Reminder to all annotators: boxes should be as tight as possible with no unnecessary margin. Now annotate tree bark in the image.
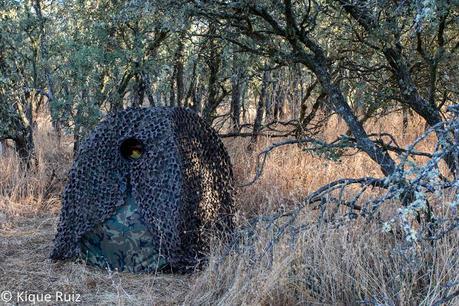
[402,106,409,139]
[248,66,270,150]
[231,55,242,132]
[202,24,225,122]
[273,77,286,121]
[11,96,36,168]
[33,0,60,143]
[132,65,145,108]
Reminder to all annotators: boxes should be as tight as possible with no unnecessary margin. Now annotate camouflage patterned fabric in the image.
[79,184,168,272]
[51,107,234,272]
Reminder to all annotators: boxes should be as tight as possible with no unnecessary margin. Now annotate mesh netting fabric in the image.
[50,107,234,271]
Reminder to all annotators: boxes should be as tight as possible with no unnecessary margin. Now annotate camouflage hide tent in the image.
[51,107,235,273]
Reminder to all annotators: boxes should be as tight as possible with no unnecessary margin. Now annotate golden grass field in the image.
[0,112,458,305]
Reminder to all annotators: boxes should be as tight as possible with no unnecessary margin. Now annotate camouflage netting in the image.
[50,107,235,272]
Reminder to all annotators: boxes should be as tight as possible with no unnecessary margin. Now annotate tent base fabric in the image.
[79,185,168,272]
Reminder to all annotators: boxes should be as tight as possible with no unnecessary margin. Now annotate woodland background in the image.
[0,0,458,305]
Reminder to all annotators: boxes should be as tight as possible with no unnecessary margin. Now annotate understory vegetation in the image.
[1,112,458,305]
[1,0,458,305]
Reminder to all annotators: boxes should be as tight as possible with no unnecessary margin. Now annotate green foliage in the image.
[0,0,457,157]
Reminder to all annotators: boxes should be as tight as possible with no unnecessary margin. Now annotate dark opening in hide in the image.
[120,138,144,160]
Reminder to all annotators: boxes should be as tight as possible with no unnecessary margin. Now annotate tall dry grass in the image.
[0,112,457,305]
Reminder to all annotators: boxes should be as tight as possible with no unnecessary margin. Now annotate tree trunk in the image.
[185,58,198,108]
[169,68,176,107]
[142,72,155,107]
[265,71,273,119]
[289,33,397,175]
[273,79,286,122]
[314,65,396,175]
[202,25,223,122]
[33,0,60,144]
[0,140,5,156]
[170,32,186,108]
[192,84,203,113]
[176,50,185,108]
[402,106,409,139]
[14,133,35,166]
[248,67,270,151]
[13,88,36,168]
[73,89,88,155]
[241,81,248,123]
[132,68,145,108]
[0,37,34,166]
[231,56,242,132]
[110,69,133,111]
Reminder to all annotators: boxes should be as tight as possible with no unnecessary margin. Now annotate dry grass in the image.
[0,113,457,305]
